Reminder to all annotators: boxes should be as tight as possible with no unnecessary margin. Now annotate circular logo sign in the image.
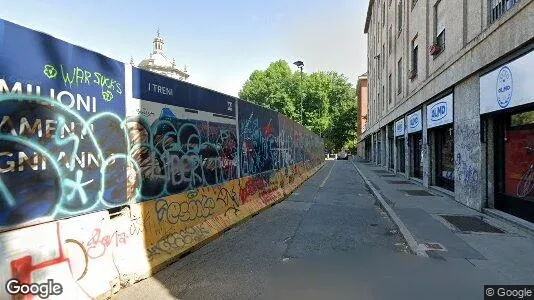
[496,66,513,108]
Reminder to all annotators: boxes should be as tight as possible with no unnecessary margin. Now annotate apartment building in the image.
[360,0,534,225]
[356,73,368,158]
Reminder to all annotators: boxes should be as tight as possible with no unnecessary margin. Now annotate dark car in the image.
[337,150,348,160]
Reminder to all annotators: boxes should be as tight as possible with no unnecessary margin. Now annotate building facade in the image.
[356,73,369,158]
[135,30,190,81]
[360,0,534,224]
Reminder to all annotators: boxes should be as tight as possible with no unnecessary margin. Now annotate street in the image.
[114,160,510,300]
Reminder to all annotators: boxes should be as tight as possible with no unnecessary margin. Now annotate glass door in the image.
[435,126,455,191]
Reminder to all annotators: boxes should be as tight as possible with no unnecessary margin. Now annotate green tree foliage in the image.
[239,60,358,153]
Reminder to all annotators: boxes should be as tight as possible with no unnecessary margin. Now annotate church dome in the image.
[136,30,189,81]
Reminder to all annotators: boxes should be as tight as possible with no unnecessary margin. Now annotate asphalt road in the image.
[114,160,504,300]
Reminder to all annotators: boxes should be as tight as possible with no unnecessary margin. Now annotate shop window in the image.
[495,110,534,223]
[435,126,455,191]
[397,137,406,173]
[511,111,534,127]
[410,133,423,179]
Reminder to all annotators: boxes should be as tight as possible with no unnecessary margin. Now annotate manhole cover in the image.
[380,174,397,178]
[441,215,505,233]
[399,189,435,196]
[386,180,412,184]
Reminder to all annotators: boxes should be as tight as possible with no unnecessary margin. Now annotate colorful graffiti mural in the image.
[0,18,324,299]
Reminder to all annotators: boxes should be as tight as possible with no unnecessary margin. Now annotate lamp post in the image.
[293,60,304,124]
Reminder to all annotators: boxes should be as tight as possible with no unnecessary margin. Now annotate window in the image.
[397,58,403,94]
[489,0,520,24]
[382,2,386,27]
[433,1,445,55]
[382,85,385,111]
[411,38,418,78]
[382,44,385,68]
[388,74,392,103]
[389,26,392,54]
[397,0,403,34]
[437,30,445,48]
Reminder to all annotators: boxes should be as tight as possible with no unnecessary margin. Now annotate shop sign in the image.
[407,110,422,133]
[395,118,405,137]
[427,94,453,129]
[480,50,534,114]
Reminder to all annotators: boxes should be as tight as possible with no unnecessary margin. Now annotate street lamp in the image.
[293,60,304,124]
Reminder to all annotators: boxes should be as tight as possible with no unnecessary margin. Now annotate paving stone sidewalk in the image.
[352,158,534,283]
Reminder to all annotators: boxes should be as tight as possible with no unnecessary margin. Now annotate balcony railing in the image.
[489,0,519,24]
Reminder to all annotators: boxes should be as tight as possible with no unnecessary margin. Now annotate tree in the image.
[239,60,358,153]
[239,60,299,120]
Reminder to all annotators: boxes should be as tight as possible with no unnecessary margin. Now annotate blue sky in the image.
[0,0,368,97]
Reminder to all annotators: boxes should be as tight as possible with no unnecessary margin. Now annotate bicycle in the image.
[516,146,534,198]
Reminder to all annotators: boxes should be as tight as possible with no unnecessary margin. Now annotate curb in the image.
[350,160,428,258]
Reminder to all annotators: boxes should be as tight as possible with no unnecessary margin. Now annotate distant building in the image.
[135,30,189,81]
[362,0,534,224]
[356,72,368,158]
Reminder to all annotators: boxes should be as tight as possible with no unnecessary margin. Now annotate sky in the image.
[0,0,368,97]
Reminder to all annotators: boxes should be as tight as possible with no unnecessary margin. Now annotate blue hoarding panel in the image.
[131,67,235,117]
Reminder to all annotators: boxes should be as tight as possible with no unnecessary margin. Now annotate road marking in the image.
[319,161,336,188]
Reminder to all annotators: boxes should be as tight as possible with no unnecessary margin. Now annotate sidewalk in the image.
[351,159,534,283]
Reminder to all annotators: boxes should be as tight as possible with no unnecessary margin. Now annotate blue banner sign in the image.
[131,67,235,117]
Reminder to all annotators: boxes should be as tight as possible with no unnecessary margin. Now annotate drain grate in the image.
[441,215,505,233]
[386,180,412,184]
[373,169,391,174]
[399,189,435,196]
[380,174,397,178]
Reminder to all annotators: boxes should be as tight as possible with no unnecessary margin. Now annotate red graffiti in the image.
[259,188,279,205]
[239,177,266,204]
[10,223,72,300]
[86,228,127,259]
[262,121,273,137]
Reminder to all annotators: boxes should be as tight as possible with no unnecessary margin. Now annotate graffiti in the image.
[44,64,123,102]
[155,193,216,225]
[456,152,479,187]
[126,113,238,201]
[9,223,75,296]
[85,228,128,259]
[146,226,211,261]
[215,186,239,215]
[239,177,267,204]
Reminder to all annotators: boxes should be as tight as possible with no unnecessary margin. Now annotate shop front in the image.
[395,118,405,173]
[388,124,394,169]
[481,50,534,223]
[377,131,382,165]
[407,109,423,180]
[427,94,455,192]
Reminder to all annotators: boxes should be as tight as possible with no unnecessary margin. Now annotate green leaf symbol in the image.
[102,90,113,102]
[43,64,57,79]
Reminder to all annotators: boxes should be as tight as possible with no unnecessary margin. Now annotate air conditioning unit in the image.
[408,70,417,79]
[429,44,442,56]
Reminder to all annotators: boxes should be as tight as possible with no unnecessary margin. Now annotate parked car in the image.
[337,149,348,160]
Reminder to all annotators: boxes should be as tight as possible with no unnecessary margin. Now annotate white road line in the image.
[319,160,336,188]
